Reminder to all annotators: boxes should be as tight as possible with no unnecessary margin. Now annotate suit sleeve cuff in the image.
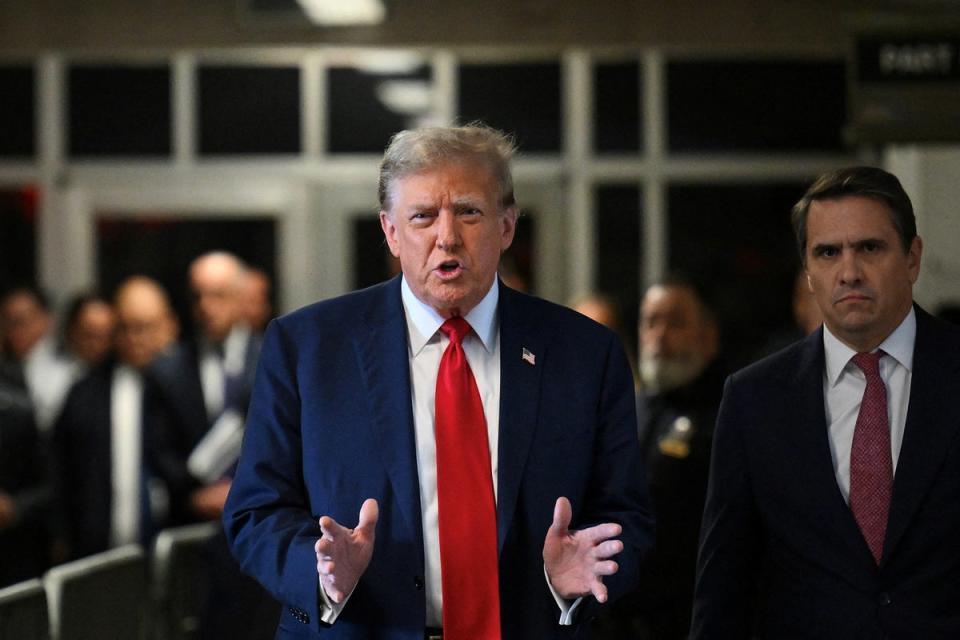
[544,565,584,625]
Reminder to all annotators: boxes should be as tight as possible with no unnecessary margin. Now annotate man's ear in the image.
[500,206,518,252]
[907,236,923,284]
[380,211,401,258]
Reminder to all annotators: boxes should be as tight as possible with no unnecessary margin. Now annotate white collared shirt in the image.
[22,335,74,434]
[198,324,251,420]
[822,308,915,502]
[110,364,143,547]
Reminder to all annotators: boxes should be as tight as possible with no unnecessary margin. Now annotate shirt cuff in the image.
[317,577,353,624]
[544,565,584,625]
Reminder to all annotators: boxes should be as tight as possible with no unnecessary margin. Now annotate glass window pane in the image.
[198,66,300,155]
[328,62,433,154]
[595,184,642,354]
[0,186,38,290]
[668,182,805,369]
[68,64,171,157]
[594,61,641,153]
[458,62,562,152]
[96,216,276,333]
[0,65,35,158]
[668,60,846,152]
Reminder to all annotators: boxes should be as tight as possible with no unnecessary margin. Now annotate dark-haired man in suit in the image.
[692,166,960,638]
[224,124,653,639]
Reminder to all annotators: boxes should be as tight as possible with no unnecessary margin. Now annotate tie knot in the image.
[851,350,884,379]
[440,317,472,345]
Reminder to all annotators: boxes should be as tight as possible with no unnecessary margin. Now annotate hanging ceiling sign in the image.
[857,36,960,83]
[849,32,960,143]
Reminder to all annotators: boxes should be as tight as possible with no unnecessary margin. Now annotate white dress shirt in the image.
[110,364,144,547]
[22,336,74,434]
[198,324,252,421]
[822,308,915,502]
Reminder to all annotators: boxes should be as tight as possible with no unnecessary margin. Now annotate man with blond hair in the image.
[225,124,652,640]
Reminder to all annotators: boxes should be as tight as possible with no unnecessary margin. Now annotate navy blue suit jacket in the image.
[692,306,960,639]
[224,277,653,639]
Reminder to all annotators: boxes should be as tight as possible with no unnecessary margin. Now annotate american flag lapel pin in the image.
[522,347,536,366]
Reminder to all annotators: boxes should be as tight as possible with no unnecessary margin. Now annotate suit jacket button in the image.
[414,576,424,590]
[879,592,892,606]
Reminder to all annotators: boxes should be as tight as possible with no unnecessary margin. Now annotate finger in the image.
[357,498,379,532]
[591,579,609,604]
[592,539,624,559]
[315,537,335,557]
[577,522,622,544]
[322,580,343,604]
[317,558,335,575]
[319,515,345,539]
[593,559,619,576]
[549,497,572,535]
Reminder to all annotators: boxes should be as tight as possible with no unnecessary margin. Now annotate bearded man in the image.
[599,276,724,640]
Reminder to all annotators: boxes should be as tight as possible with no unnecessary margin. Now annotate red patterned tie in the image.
[435,317,501,640]
[849,351,892,564]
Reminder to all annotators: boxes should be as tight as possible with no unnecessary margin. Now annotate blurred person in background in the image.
[597,276,723,640]
[0,285,73,434]
[756,270,825,360]
[240,266,273,335]
[62,291,117,376]
[148,251,260,522]
[571,292,638,387]
[147,251,276,639]
[53,276,179,559]
[0,359,52,587]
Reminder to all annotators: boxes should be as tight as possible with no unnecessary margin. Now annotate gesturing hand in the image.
[542,496,623,603]
[315,498,379,604]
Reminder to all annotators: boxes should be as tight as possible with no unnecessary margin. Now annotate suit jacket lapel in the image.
[883,307,960,562]
[495,285,544,553]
[353,278,423,545]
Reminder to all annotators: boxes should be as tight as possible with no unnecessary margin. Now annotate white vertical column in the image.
[432,50,457,126]
[304,52,324,158]
[173,52,195,167]
[36,54,87,305]
[642,49,667,287]
[564,49,593,299]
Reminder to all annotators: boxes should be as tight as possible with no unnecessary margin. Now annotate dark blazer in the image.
[224,277,653,640]
[147,333,260,514]
[0,367,51,587]
[692,305,960,639]
[52,361,166,559]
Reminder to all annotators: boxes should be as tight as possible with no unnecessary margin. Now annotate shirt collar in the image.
[401,276,499,357]
[823,306,916,387]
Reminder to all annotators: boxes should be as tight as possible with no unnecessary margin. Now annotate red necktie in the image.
[849,351,892,564]
[435,317,501,640]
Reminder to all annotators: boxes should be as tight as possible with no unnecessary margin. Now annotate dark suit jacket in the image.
[692,305,960,639]
[147,333,260,518]
[0,366,51,587]
[223,277,653,640]
[52,360,167,559]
